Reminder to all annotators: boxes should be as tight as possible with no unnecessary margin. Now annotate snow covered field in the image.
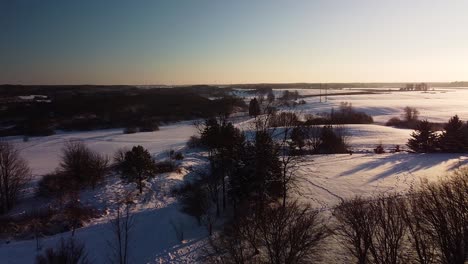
[295,153,467,210]
[5,121,197,176]
[1,88,468,263]
[295,88,468,123]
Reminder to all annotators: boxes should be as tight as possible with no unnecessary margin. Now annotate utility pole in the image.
[319,83,322,103]
[325,84,328,102]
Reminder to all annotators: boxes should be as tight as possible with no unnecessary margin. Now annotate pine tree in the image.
[121,145,156,194]
[249,98,261,117]
[407,120,438,153]
[439,115,466,152]
[318,125,348,154]
[267,91,275,103]
[289,126,306,154]
[229,131,282,207]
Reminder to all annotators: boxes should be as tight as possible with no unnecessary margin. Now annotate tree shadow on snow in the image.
[338,153,468,182]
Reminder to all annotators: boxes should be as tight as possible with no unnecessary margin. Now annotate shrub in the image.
[374,144,385,154]
[112,147,128,171]
[187,135,203,148]
[37,171,70,199]
[317,125,348,154]
[24,118,55,136]
[36,238,89,264]
[174,152,184,160]
[330,103,373,124]
[386,117,402,127]
[123,127,138,134]
[138,120,159,132]
[59,141,109,190]
[155,160,177,174]
[269,112,299,127]
[177,182,210,225]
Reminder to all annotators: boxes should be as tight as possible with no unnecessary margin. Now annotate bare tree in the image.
[415,169,468,264]
[0,141,30,213]
[403,107,419,123]
[333,196,377,264]
[108,198,135,264]
[276,111,303,207]
[368,194,408,264]
[257,202,330,264]
[205,201,329,264]
[36,237,89,264]
[401,192,437,264]
[60,140,108,190]
[304,125,322,154]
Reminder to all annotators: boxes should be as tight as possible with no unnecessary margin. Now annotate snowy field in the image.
[1,88,468,263]
[4,121,197,176]
[295,153,468,210]
[295,88,468,123]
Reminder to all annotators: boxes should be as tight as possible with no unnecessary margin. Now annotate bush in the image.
[24,118,55,136]
[123,126,138,134]
[330,102,373,124]
[112,147,128,171]
[386,117,402,127]
[304,103,373,125]
[317,125,348,154]
[187,135,203,148]
[155,160,177,174]
[37,171,70,199]
[59,141,109,190]
[374,144,385,154]
[174,152,184,160]
[269,112,299,127]
[386,107,421,129]
[177,182,210,225]
[36,238,89,264]
[138,120,159,132]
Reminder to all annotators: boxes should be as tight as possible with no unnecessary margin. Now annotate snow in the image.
[0,139,209,263]
[1,88,468,263]
[294,153,467,210]
[345,124,412,151]
[5,121,197,176]
[295,88,468,123]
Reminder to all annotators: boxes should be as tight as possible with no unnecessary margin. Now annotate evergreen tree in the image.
[318,125,348,154]
[121,145,156,194]
[439,115,466,152]
[289,126,306,154]
[249,98,261,117]
[200,118,246,212]
[229,131,282,208]
[407,120,438,153]
[267,91,275,103]
[200,118,222,150]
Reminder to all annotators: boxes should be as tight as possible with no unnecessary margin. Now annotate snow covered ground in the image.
[295,88,468,123]
[1,88,468,263]
[4,121,197,177]
[294,153,468,210]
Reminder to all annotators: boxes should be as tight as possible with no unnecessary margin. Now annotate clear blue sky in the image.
[1,0,468,85]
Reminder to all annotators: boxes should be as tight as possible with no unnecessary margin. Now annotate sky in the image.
[1,0,468,85]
